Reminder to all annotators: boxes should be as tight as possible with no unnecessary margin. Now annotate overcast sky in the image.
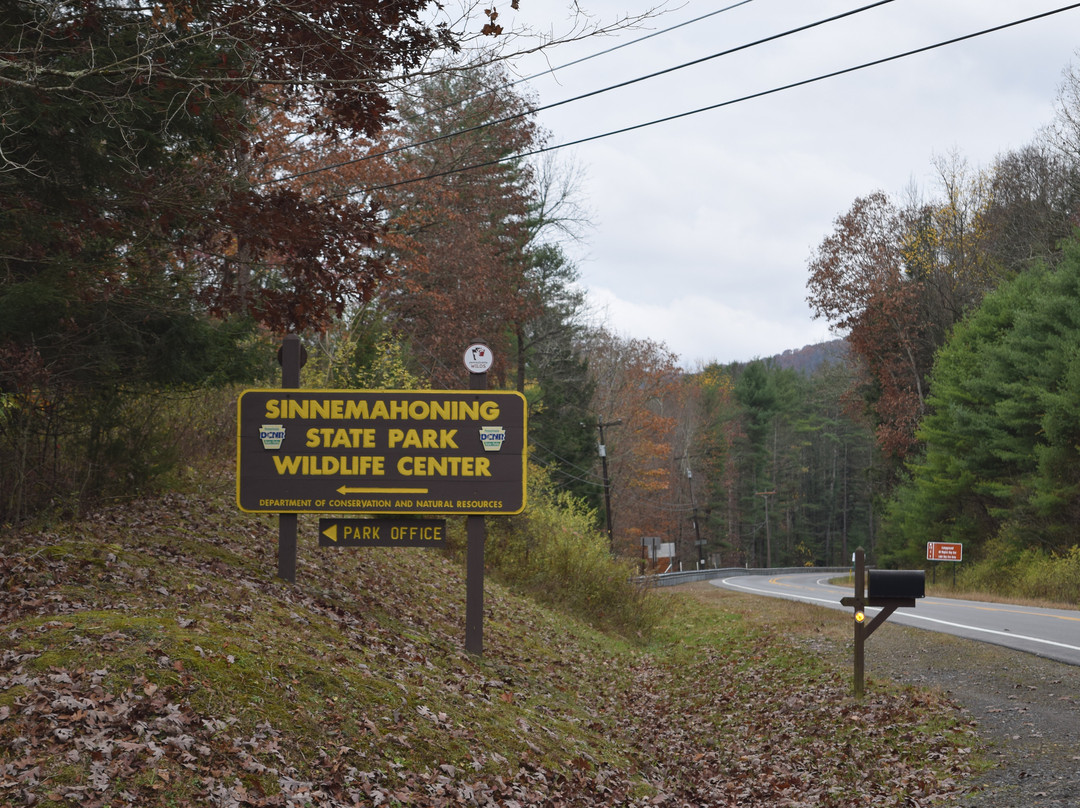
[499,0,1080,368]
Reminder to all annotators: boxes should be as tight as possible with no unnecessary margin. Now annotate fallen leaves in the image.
[0,472,978,807]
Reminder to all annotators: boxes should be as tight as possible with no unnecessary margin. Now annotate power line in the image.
[259,2,761,182]
[404,0,761,124]
[532,441,707,511]
[548,466,606,488]
[270,0,898,187]
[504,0,759,91]
[337,1,1080,198]
[530,439,607,487]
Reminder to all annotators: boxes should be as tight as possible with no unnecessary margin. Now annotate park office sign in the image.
[237,389,527,515]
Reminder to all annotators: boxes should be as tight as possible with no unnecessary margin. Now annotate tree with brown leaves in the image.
[807,192,930,460]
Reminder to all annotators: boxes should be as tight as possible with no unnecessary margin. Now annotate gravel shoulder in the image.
[865,623,1080,807]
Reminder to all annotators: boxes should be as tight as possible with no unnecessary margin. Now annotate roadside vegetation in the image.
[940,544,1080,605]
[0,459,978,807]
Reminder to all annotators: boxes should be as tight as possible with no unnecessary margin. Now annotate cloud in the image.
[514,0,1080,368]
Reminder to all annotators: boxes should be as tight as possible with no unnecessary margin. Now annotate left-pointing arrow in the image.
[322,523,338,543]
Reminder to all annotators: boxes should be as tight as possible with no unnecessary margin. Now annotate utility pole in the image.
[687,467,703,568]
[597,418,622,552]
[755,490,775,568]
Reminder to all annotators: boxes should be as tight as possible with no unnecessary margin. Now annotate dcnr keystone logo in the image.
[479,425,505,451]
[260,424,286,450]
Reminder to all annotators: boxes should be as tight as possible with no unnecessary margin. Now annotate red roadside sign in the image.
[926,541,963,562]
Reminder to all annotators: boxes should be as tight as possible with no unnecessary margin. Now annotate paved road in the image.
[714,571,1080,666]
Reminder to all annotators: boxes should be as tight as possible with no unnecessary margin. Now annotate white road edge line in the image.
[718,577,1080,654]
[887,611,1080,652]
[720,577,839,608]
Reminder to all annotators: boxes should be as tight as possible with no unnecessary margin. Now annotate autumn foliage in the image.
[373,66,542,387]
[583,331,686,556]
[0,1,508,518]
[807,192,930,460]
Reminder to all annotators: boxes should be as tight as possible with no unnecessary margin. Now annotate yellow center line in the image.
[922,599,1080,622]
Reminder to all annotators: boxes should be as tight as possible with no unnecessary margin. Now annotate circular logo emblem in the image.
[463,343,494,374]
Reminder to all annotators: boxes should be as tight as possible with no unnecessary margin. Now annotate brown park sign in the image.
[926,541,963,562]
[237,389,527,515]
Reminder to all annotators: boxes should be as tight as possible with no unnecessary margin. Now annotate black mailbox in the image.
[867,569,925,606]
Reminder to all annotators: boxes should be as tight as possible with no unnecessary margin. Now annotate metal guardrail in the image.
[636,566,854,587]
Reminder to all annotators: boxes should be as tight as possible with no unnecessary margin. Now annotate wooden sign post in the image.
[277,335,304,584]
[464,341,491,656]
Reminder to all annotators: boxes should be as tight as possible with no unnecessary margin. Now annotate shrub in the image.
[482,465,663,640]
[959,532,1080,603]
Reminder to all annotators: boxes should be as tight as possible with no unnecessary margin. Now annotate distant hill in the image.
[773,338,848,375]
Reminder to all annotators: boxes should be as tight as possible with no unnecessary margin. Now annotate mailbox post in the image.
[840,547,925,697]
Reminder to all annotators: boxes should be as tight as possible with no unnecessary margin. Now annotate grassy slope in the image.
[1,466,978,807]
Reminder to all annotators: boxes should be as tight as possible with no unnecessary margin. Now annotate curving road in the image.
[713,571,1080,666]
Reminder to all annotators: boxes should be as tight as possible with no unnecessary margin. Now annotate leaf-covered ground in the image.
[1,467,977,807]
